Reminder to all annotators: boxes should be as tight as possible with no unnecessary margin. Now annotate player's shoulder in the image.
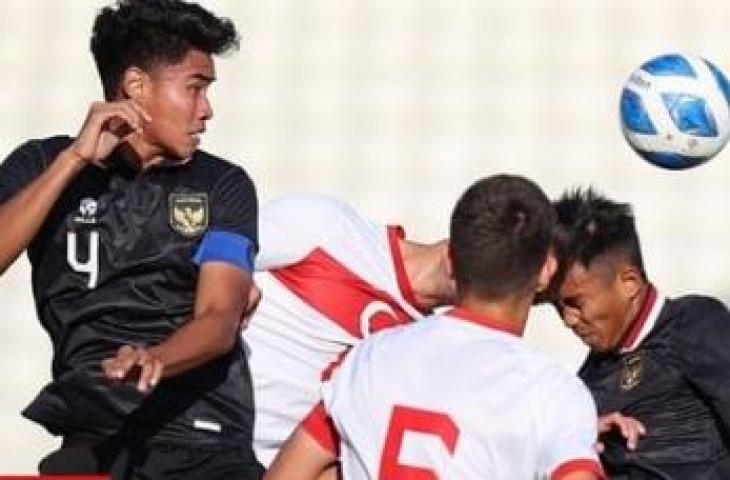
[262,192,374,230]
[186,150,256,202]
[35,135,74,156]
[528,356,596,420]
[505,342,591,402]
[348,316,428,361]
[192,149,252,179]
[264,192,359,215]
[667,294,730,330]
[663,294,730,355]
[7,135,73,165]
[669,294,728,315]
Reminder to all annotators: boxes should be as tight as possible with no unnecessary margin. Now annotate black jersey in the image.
[0,136,258,449]
[580,288,730,479]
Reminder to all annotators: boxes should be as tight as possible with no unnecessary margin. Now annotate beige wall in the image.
[1,0,730,472]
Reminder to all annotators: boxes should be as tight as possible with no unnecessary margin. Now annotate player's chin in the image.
[168,138,198,161]
[584,336,611,353]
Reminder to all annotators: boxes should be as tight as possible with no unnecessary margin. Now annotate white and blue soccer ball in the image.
[620,53,730,169]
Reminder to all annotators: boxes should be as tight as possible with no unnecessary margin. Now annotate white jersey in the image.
[244,193,426,466]
[310,308,603,480]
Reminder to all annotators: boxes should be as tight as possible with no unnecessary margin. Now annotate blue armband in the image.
[193,230,255,272]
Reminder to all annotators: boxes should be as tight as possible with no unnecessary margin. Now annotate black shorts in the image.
[39,438,265,480]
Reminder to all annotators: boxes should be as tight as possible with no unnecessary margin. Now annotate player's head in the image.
[449,174,556,304]
[91,0,239,160]
[550,187,648,353]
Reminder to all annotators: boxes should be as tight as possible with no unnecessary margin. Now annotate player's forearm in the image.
[148,307,243,377]
[265,427,337,480]
[0,149,85,273]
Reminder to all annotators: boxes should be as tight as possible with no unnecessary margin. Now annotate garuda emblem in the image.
[620,352,643,391]
[169,193,208,237]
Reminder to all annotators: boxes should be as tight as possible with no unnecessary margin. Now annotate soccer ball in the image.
[620,53,730,169]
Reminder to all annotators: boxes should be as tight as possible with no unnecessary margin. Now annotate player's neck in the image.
[400,239,454,310]
[120,137,168,170]
[617,280,652,345]
[457,293,532,336]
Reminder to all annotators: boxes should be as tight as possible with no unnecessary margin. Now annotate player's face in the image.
[556,262,634,352]
[141,49,215,160]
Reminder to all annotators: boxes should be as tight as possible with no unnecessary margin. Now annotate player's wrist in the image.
[59,147,90,170]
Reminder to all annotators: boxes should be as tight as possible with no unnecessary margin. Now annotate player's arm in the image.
[0,101,149,274]
[267,398,340,479]
[103,164,258,391]
[103,261,253,391]
[265,424,338,480]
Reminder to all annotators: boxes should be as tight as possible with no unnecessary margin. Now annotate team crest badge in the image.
[169,193,208,237]
[620,352,643,391]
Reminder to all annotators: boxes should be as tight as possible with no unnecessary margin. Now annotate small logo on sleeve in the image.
[169,193,208,237]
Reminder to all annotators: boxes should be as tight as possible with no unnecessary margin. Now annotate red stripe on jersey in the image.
[271,246,416,339]
[301,401,340,456]
[619,284,657,350]
[320,348,350,381]
[445,307,523,337]
[550,458,606,480]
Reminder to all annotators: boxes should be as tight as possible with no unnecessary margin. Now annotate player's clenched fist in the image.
[102,344,164,393]
[67,100,151,165]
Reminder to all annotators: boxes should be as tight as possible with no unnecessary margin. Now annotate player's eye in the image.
[560,297,581,311]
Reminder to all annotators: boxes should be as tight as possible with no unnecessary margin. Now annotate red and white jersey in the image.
[244,193,426,466]
[307,308,604,480]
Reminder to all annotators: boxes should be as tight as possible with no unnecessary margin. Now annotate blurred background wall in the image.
[1,0,729,472]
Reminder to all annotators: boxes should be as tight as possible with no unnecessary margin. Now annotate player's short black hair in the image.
[450,174,555,301]
[552,187,646,285]
[91,0,239,99]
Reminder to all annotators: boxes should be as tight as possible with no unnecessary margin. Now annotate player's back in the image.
[323,310,601,479]
[244,193,423,466]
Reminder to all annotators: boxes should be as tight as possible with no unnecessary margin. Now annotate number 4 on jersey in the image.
[67,231,99,288]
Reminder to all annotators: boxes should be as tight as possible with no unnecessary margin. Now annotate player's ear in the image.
[120,66,148,102]
[536,250,557,294]
[441,240,458,302]
[617,263,643,301]
[443,240,454,280]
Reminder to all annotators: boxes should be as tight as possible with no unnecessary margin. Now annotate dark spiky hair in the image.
[553,187,646,285]
[91,0,239,99]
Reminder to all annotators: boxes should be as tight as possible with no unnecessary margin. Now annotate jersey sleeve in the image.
[676,297,730,433]
[0,140,49,204]
[535,372,605,480]
[193,166,258,271]
[301,401,340,455]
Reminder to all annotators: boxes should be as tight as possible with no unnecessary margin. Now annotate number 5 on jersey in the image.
[379,405,460,480]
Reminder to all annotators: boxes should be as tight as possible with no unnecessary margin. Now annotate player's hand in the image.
[596,412,646,452]
[102,344,164,393]
[67,100,152,165]
[240,283,262,332]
